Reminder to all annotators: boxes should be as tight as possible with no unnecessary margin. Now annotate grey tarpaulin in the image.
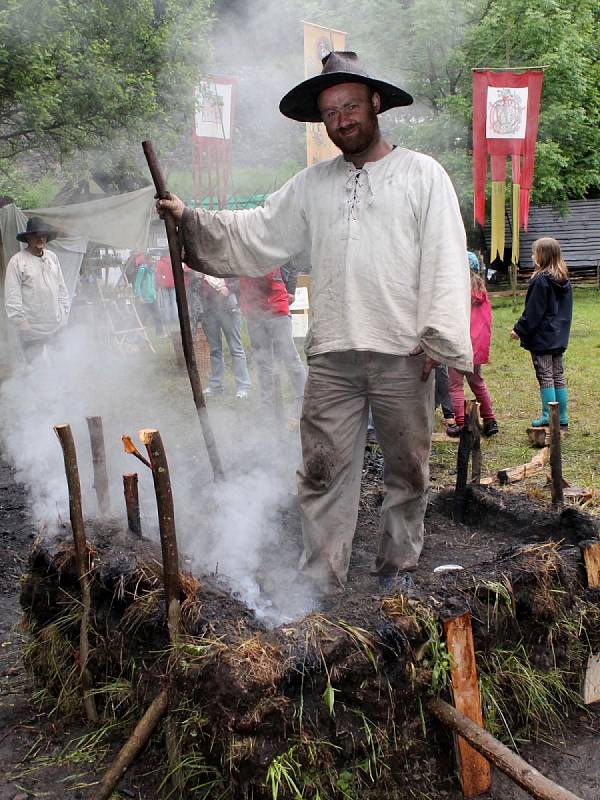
[0,185,155,292]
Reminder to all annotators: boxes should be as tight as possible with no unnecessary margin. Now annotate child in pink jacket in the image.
[447,253,498,437]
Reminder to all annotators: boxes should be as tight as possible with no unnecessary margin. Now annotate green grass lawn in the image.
[151,287,600,502]
[431,287,600,497]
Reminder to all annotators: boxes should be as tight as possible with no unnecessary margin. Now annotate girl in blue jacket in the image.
[511,237,572,429]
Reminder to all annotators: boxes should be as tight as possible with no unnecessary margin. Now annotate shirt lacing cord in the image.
[344,168,375,221]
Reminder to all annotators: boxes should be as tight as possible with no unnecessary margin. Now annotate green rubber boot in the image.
[555,387,569,428]
[532,387,556,427]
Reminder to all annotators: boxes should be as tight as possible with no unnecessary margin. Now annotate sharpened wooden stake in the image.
[53,424,98,725]
[86,415,110,515]
[454,400,476,523]
[469,402,481,485]
[123,473,142,537]
[96,687,169,800]
[548,402,564,507]
[443,612,491,798]
[429,697,584,800]
[142,139,225,481]
[139,428,181,640]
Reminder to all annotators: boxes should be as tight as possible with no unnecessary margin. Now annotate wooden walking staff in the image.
[142,140,225,481]
[86,415,110,515]
[53,424,98,724]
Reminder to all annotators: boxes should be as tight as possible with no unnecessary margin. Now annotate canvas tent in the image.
[0,185,156,300]
[0,186,156,369]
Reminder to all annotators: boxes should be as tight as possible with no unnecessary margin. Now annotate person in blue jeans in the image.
[191,273,251,398]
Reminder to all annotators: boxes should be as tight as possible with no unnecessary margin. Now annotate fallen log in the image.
[95,687,169,800]
[53,424,98,725]
[428,697,584,800]
[497,447,549,485]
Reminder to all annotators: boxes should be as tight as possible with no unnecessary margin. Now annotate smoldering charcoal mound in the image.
[20,486,600,799]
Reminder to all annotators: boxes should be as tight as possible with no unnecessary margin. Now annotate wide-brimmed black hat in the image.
[16,216,58,243]
[279,51,413,123]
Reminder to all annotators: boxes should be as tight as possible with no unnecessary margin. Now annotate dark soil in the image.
[1,449,600,799]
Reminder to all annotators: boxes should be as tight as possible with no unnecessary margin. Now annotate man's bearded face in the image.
[318,83,380,155]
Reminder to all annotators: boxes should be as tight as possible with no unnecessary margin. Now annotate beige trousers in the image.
[297,351,434,591]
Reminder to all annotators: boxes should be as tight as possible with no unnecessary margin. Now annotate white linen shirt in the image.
[4,248,70,339]
[180,146,473,370]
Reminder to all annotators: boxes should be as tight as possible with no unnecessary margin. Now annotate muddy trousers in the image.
[297,351,434,591]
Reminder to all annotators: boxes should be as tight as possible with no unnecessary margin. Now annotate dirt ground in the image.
[1,450,600,799]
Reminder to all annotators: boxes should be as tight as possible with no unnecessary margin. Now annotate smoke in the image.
[0,311,313,625]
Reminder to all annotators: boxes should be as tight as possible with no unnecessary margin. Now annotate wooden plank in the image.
[583,652,600,705]
[581,541,600,588]
[443,612,491,798]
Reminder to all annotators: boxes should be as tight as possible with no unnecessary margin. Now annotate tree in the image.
[0,0,214,194]
[300,0,600,215]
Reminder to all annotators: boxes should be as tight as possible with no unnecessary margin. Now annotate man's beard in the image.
[326,113,379,155]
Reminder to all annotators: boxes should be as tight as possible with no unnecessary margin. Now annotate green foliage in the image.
[0,0,214,176]
[479,641,582,742]
[301,0,600,211]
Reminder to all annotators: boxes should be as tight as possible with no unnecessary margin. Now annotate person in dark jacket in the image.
[511,237,572,429]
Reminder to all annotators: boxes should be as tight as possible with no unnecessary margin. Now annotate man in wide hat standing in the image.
[158,52,472,597]
[4,216,70,363]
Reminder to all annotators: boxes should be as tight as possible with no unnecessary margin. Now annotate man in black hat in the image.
[158,52,472,597]
[4,216,70,363]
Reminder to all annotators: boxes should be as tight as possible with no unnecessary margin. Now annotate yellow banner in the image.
[303,21,347,166]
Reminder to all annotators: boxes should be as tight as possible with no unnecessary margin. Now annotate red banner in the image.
[472,70,543,261]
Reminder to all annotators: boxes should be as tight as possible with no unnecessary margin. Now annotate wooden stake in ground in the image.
[123,473,142,538]
[548,402,564,507]
[142,139,225,482]
[86,415,110,515]
[53,424,98,724]
[95,429,183,799]
[429,697,584,800]
[139,428,181,639]
[454,400,478,523]
[443,612,491,798]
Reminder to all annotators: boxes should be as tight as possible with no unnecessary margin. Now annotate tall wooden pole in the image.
[53,424,98,724]
[142,140,225,481]
[86,415,110,515]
